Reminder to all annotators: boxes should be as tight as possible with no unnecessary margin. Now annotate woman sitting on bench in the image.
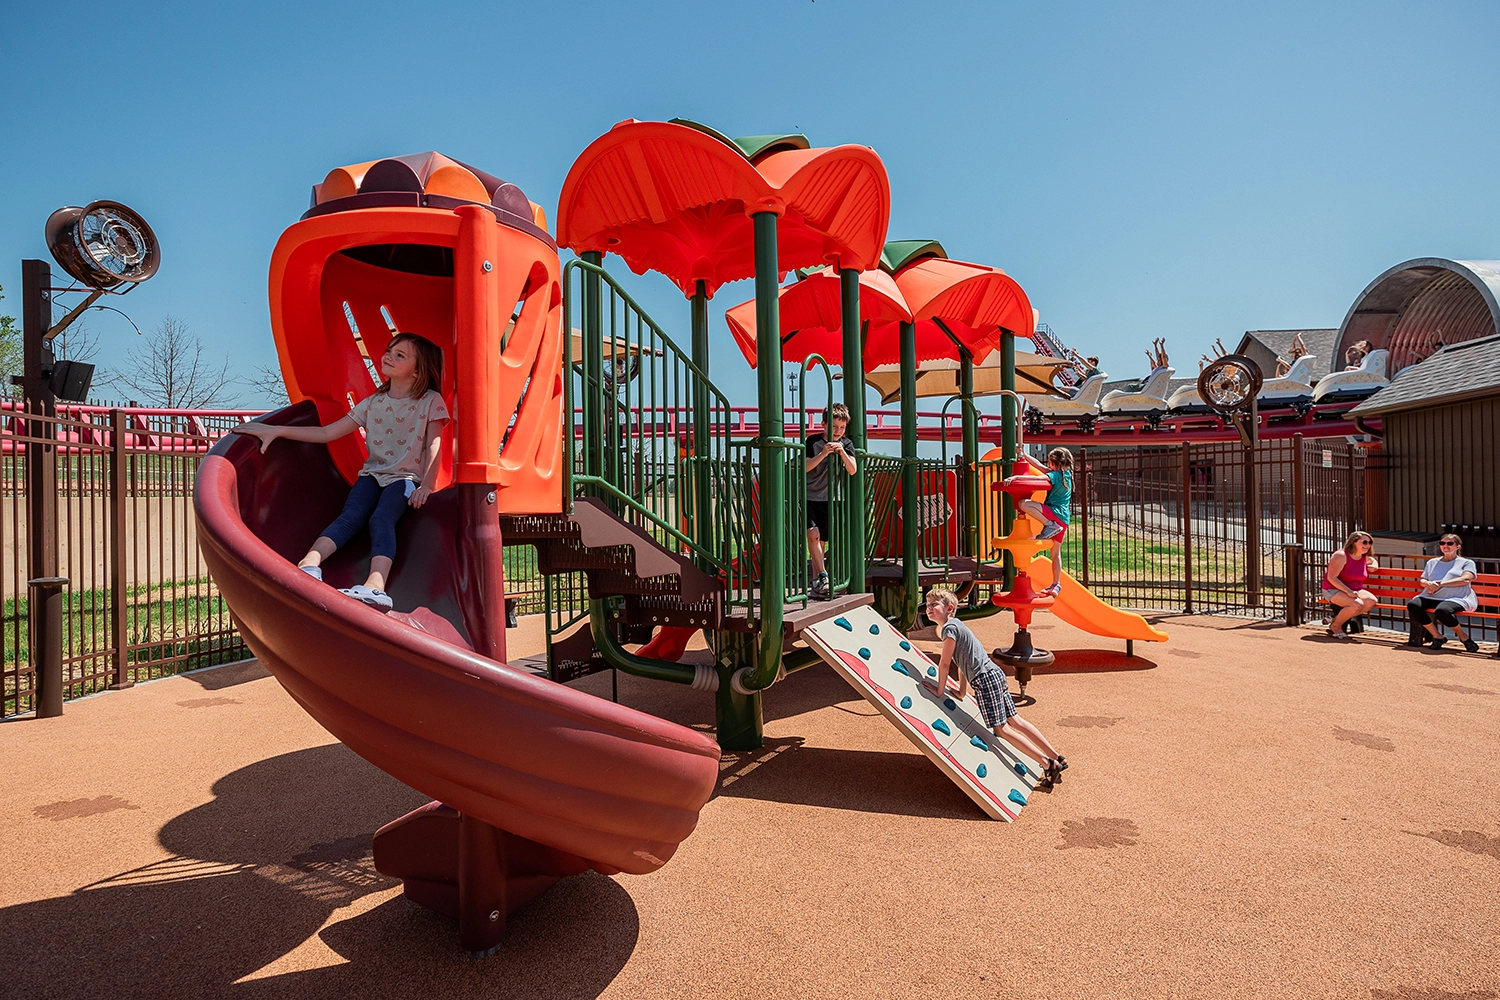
[1322,531,1378,638]
[1408,534,1480,652]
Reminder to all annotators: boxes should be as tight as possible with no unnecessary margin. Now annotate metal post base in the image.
[372,802,592,957]
[993,627,1054,695]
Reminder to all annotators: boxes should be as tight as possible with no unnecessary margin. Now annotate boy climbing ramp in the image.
[925,588,1068,787]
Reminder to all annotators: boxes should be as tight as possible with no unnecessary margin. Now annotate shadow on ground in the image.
[714,736,986,821]
[0,744,639,999]
[1031,649,1158,675]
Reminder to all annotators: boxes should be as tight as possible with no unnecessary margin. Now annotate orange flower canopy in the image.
[725,241,1035,370]
[725,266,912,368]
[556,120,891,298]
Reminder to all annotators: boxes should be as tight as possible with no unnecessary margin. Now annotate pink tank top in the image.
[1323,554,1368,591]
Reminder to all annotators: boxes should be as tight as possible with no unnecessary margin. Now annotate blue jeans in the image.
[319,475,412,560]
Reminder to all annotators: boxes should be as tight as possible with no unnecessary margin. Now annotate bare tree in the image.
[243,363,290,407]
[117,315,235,409]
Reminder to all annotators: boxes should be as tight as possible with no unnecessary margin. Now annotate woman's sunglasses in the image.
[1440,542,1458,548]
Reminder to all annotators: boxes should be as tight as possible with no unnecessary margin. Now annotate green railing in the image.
[563,258,789,619]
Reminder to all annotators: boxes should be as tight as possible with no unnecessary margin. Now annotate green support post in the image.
[899,319,919,630]
[960,350,978,559]
[717,209,790,750]
[690,281,714,570]
[581,251,604,486]
[840,266,866,594]
[1001,330,1017,588]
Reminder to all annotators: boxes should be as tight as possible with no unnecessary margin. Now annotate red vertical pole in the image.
[109,409,131,689]
[452,206,507,663]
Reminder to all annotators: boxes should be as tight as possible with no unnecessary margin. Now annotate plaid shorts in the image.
[970,668,1017,728]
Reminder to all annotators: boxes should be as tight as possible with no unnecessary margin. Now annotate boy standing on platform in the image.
[806,404,857,600]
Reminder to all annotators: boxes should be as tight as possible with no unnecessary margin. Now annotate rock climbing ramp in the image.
[800,604,1044,821]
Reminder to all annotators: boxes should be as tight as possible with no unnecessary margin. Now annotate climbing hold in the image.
[900,696,912,709]
[834,617,852,631]
[932,718,951,736]
[891,661,909,676]
[976,763,988,778]
[971,735,989,750]
[927,666,937,677]
[858,647,871,659]
[899,640,912,651]
[869,623,881,635]
[1008,789,1027,807]
[1012,761,1029,777]
[943,697,956,710]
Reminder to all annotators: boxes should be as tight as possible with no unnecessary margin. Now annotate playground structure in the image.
[189,123,1178,952]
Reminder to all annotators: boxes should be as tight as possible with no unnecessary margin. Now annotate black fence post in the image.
[1284,543,1304,626]
[109,408,132,690]
[1079,447,1089,589]
[22,259,64,717]
[1182,441,1193,614]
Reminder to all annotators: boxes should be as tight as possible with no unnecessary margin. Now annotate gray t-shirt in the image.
[806,434,854,501]
[942,618,999,684]
[1422,555,1478,612]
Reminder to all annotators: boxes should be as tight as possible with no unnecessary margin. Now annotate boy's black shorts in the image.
[807,500,831,539]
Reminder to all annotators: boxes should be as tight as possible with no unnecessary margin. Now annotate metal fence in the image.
[1057,435,1366,617]
[2,402,262,718]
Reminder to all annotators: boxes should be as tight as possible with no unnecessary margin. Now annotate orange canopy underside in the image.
[556,120,891,298]
[727,256,1034,370]
[725,267,911,368]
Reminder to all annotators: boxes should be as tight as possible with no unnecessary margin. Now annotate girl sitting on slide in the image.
[232,333,449,610]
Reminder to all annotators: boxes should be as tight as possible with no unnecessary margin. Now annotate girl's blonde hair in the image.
[1048,448,1074,470]
[379,332,444,398]
[925,587,959,612]
[1343,531,1373,555]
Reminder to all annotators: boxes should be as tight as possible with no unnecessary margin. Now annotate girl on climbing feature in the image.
[1016,448,1074,596]
[924,588,1068,786]
[232,333,449,610]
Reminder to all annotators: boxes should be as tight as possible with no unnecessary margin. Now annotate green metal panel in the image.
[880,239,948,274]
[690,282,714,571]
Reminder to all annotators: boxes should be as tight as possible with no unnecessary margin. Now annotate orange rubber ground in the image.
[2,611,1496,998]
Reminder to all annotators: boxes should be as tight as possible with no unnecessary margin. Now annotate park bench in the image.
[1322,565,1500,657]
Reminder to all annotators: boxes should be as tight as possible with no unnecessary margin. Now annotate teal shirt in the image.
[1045,469,1073,524]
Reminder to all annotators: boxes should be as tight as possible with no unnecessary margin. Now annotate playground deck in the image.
[1,613,1496,999]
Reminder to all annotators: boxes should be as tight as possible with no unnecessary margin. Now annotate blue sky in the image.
[3,0,1497,410]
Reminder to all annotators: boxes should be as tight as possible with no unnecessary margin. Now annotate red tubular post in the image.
[452,206,508,663]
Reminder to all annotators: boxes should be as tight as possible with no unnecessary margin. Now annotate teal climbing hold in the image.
[899,640,912,651]
[891,661,910,677]
[1012,761,1029,777]
[943,697,956,710]
[869,623,881,635]
[1008,789,1027,807]
[932,718,951,735]
[927,666,937,677]
[971,735,989,750]
[858,647,871,659]
[976,763,988,778]
[900,696,912,709]
[834,617,852,631]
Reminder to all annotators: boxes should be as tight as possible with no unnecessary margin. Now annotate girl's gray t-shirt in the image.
[1422,555,1478,612]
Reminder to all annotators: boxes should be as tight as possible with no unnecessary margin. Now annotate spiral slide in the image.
[193,407,721,954]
